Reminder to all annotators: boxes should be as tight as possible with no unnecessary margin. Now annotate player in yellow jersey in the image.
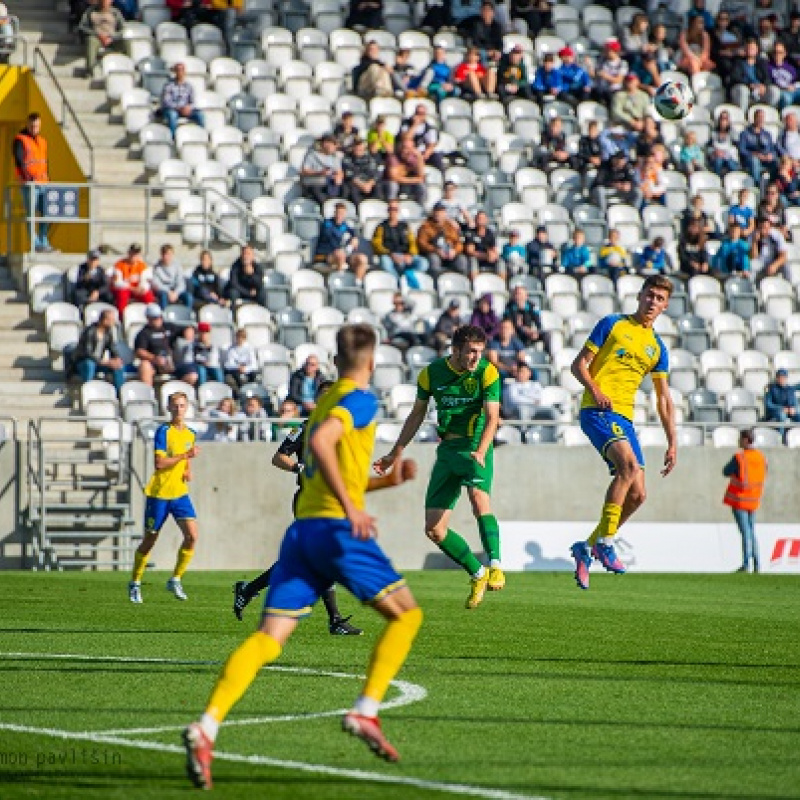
[183,325,422,789]
[128,392,199,603]
[569,274,677,590]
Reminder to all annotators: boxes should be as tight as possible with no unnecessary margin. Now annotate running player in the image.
[374,325,504,610]
[232,380,365,635]
[184,325,423,788]
[128,391,199,603]
[569,274,677,590]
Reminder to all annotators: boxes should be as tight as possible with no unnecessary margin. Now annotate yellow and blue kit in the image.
[264,378,405,618]
[144,423,197,533]
[579,314,669,472]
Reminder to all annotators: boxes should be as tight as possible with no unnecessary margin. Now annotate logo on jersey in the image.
[645,345,656,359]
[463,375,478,394]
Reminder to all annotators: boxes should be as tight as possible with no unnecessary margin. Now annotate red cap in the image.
[198,322,211,333]
[558,46,574,58]
[606,38,622,52]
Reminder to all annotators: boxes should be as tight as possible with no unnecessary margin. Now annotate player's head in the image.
[168,391,189,421]
[317,378,335,398]
[636,275,673,325]
[334,323,376,377]
[451,325,487,372]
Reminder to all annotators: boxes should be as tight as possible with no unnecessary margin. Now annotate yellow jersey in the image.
[295,378,379,520]
[580,314,669,421]
[145,423,195,500]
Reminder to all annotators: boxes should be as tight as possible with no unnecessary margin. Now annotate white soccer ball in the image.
[653,80,695,122]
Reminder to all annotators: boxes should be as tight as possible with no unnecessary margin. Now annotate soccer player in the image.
[569,274,677,590]
[184,325,423,788]
[374,325,504,610]
[232,380,365,635]
[128,391,199,603]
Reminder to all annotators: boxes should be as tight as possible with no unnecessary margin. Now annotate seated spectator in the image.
[301,134,344,206]
[650,23,677,74]
[237,395,271,442]
[159,62,204,137]
[134,304,174,386]
[367,114,395,157]
[775,155,800,205]
[191,250,228,309]
[592,150,641,213]
[392,48,420,98]
[465,210,501,280]
[727,189,756,238]
[501,229,526,275]
[470,293,500,340]
[193,322,224,384]
[599,125,636,162]
[226,245,266,306]
[680,130,706,174]
[503,284,542,347]
[611,74,649,132]
[504,362,543,418]
[678,219,711,277]
[172,325,200,387]
[343,137,384,205]
[78,0,124,73]
[346,0,383,30]
[333,111,360,155]
[72,249,113,308]
[779,10,800,64]
[758,183,789,236]
[420,0,453,32]
[635,116,666,161]
[525,225,558,280]
[371,199,428,287]
[678,15,714,75]
[431,299,463,353]
[731,39,775,108]
[768,41,800,109]
[750,216,788,278]
[313,201,368,281]
[399,104,445,172]
[223,328,259,391]
[708,110,740,175]
[531,53,564,103]
[439,180,474,231]
[593,39,628,103]
[383,293,422,353]
[758,15,777,56]
[560,228,593,276]
[687,0,714,32]
[288,355,324,415]
[622,14,662,91]
[711,10,741,78]
[417,202,468,276]
[454,47,496,100]
[510,0,551,38]
[74,308,125,391]
[488,318,525,379]
[537,117,574,171]
[452,0,482,30]
[719,0,751,39]
[639,237,673,274]
[777,112,800,163]
[353,40,394,100]
[207,396,239,443]
[421,46,458,103]
[738,108,779,188]
[599,228,633,280]
[578,121,603,172]
[558,46,593,105]
[764,368,799,423]
[112,243,154,312]
[152,244,190,309]
[498,44,533,103]
[637,153,667,208]
[713,223,751,275]
[385,132,426,203]
[464,2,503,65]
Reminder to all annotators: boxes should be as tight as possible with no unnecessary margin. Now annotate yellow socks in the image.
[205,632,282,725]
[587,503,622,546]
[132,550,148,583]
[173,546,194,579]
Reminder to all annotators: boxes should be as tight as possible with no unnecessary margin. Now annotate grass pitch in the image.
[0,570,798,799]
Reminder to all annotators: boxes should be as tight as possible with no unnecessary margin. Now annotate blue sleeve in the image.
[532,68,544,91]
[337,389,380,429]
[153,424,167,453]
[652,333,669,374]
[586,314,620,352]
[723,456,739,477]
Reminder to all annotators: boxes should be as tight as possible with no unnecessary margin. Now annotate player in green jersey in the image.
[375,325,504,609]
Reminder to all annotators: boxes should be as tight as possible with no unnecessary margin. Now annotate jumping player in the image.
[569,274,677,590]
[184,325,423,788]
[374,325,504,610]
[129,391,200,603]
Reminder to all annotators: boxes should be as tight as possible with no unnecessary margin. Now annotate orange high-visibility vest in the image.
[14,132,49,183]
[724,449,767,511]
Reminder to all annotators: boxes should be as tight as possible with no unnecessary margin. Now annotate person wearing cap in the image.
[611,74,649,133]
[431,298,463,353]
[420,46,457,103]
[112,243,155,313]
[556,46,592,106]
[594,39,628,102]
[497,44,533,102]
[417,202,468,276]
[765,368,799,423]
[531,52,563,102]
[464,2,503,66]
[371,200,429,287]
[333,111,360,156]
[300,134,344,205]
[134,304,175,386]
[525,225,558,280]
[73,308,126,392]
[152,243,190,310]
[72,249,113,309]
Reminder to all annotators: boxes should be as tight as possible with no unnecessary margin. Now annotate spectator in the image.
[599,228,633,280]
[488,318,525,379]
[757,183,788,236]
[112,243,154,312]
[611,74,650,132]
[226,245,266,307]
[650,23,677,74]
[159,62,204,137]
[531,52,564,103]
[421,0,453,32]
[599,125,636,162]
[465,210,501,279]
[681,194,715,241]
[237,396,271,442]
[399,104,445,172]
[431,299,463,353]
[503,284,542,347]
[592,150,641,213]
[301,134,344,205]
[353,40,394,100]
[172,325,200,387]
[333,111,360,155]
[439,180,474,231]
[470,293,500,340]
[537,116,574,170]
[497,44,533,102]
[687,0,714,31]
[367,115,395,157]
[557,46,593,105]
[764,368,799,423]
[594,39,628,103]
[750,216,788,278]
[207,396,239,443]
[371,199,428,286]
[728,188,756,238]
[342,137,383,205]
[731,39,776,108]
[152,244,190,309]
[680,130,706,174]
[72,249,113,308]
[383,293,422,352]
[757,15,777,57]
[223,328,259,391]
[417,202,469,275]
[678,218,711,277]
[191,250,228,310]
[711,10,742,79]
[678,14,715,75]
[288,355,324,415]
[708,110,741,175]
[193,322,224,384]
[454,47,496,100]
[501,229,526,275]
[346,0,383,30]
[385,132,426,203]
[756,0,785,34]
[622,13,662,90]
[452,0,482,30]
[635,115,666,161]
[78,0,124,73]
[504,362,542,418]
[578,120,603,172]
[465,2,503,65]
[13,112,53,253]
[779,10,800,65]
[560,228,593,276]
[775,155,800,205]
[713,223,751,275]
[74,308,125,392]
[768,41,800,109]
[392,48,420,98]
[510,0,551,38]
[134,303,174,386]
[525,225,558,280]
[639,237,673,274]
[777,112,800,163]
[313,201,368,280]
[719,0,752,39]
[637,153,667,209]
[421,46,458,103]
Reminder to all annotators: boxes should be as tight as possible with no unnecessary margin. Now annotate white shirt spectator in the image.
[224,342,258,373]
[752,228,787,273]
[504,377,542,417]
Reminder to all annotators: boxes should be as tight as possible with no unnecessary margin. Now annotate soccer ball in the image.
[653,80,694,121]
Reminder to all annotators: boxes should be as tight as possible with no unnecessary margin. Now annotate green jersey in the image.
[416,357,501,445]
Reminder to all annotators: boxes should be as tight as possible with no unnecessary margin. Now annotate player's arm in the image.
[472,363,502,465]
[367,459,417,492]
[154,448,198,470]
[571,346,612,410]
[652,375,677,476]
[272,426,304,474]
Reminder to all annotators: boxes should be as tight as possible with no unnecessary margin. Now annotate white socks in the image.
[200,713,219,742]
[354,695,380,718]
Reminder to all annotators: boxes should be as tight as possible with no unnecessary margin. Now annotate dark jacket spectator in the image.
[738,110,779,183]
[73,309,125,391]
[470,293,500,340]
[764,369,799,422]
[465,3,503,60]
[346,0,383,29]
[134,304,174,386]
[497,46,533,102]
[678,220,711,277]
[503,285,542,347]
[288,356,325,415]
[73,250,113,308]
[488,319,526,380]
[432,299,462,352]
[342,138,383,205]
[729,40,772,100]
[226,246,266,306]
[191,250,227,308]
[525,226,558,279]
[578,122,603,171]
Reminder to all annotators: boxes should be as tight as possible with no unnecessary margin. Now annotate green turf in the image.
[0,570,798,799]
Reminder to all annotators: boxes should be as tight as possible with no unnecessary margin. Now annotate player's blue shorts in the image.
[579,409,644,475]
[263,518,406,618]
[144,494,196,533]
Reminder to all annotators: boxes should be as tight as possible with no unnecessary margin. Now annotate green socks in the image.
[478,514,500,563]
[437,530,483,576]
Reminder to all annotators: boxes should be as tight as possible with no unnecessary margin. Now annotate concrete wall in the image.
[138,442,800,572]
[0,438,23,569]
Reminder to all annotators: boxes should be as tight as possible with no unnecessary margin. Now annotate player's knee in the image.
[630,485,647,508]
[425,525,446,544]
[616,457,639,482]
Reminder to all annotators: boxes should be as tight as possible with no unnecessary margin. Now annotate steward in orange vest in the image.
[13,116,49,183]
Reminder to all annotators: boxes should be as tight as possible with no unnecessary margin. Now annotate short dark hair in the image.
[27,112,41,124]
[740,428,755,444]
[641,274,674,297]
[336,324,377,370]
[452,325,487,350]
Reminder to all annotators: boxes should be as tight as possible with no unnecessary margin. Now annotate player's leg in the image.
[233,564,275,621]
[465,446,504,591]
[129,497,168,602]
[167,497,198,600]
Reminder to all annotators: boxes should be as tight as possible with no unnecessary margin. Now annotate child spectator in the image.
[680,130,706,174]
[639,237,672,274]
[560,229,593,275]
[501,230,526,275]
[599,228,633,280]
[223,328,259,391]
